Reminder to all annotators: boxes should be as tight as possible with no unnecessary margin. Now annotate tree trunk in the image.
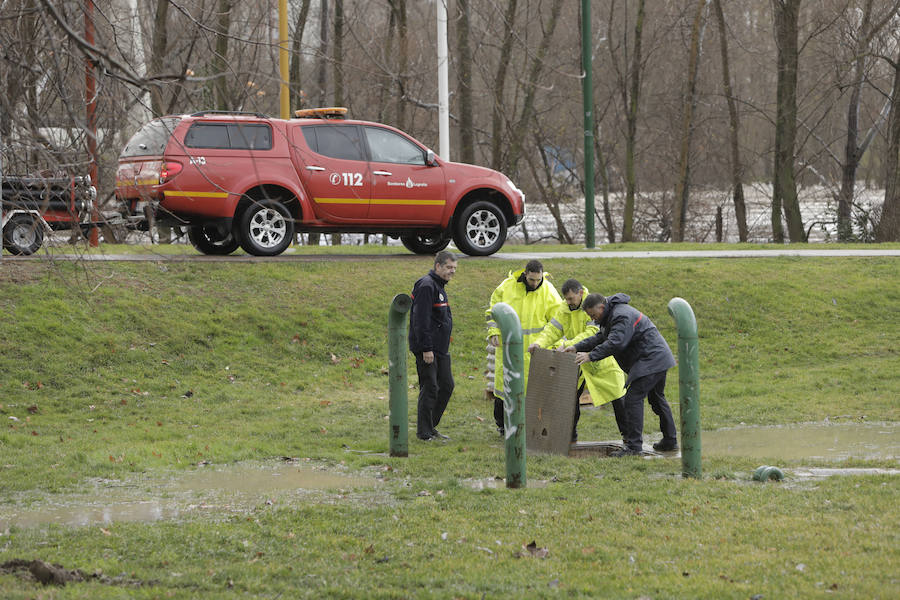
[316,0,329,107]
[712,0,748,242]
[772,0,804,242]
[212,0,233,110]
[148,0,169,116]
[490,0,518,171]
[290,0,312,110]
[622,0,645,242]
[455,0,474,164]
[385,0,408,129]
[672,0,708,243]
[505,0,563,179]
[876,47,900,241]
[592,118,616,243]
[333,0,344,107]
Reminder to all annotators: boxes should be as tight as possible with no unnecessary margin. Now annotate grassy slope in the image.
[0,254,897,598]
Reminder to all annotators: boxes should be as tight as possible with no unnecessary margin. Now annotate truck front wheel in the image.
[3,214,43,255]
[237,200,294,256]
[453,201,507,256]
[188,224,240,255]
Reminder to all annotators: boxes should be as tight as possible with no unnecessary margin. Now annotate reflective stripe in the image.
[486,319,497,327]
[549,318,563,331]
[634,313,643,326]
[370,198,446,206]
[314,197,368,204]
[433,302,448,308]
[522,327,545,335]
[164,190,228,199]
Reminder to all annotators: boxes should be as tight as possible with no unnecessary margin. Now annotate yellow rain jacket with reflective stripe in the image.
[486,269,563,397]
[531,287,626,406]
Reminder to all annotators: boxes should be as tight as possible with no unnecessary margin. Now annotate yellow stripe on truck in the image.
[164,191,230,199]
[314,198,369,205]
[370,199,446,206]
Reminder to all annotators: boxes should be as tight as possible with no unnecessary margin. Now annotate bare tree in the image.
[454,0,474,164]
[876,42,900,241]
[836,0,900,241]
[289,0,312,110]
[672,0,709,243]
[490,0,519,172]
[712,0,748,242]
[772,0,805,242]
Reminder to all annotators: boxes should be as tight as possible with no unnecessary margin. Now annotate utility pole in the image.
[437,0,450,160]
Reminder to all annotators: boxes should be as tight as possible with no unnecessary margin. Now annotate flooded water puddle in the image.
[0,462,380,530]
[702,421,899,461]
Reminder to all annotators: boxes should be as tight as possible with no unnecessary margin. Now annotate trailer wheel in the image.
[188,225,240,255]
[3,214,43,255]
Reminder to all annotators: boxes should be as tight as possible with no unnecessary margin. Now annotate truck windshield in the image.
[121,117,181,157]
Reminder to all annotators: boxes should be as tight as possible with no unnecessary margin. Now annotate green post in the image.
[388,293,412,457]
[667,297,701,478]
[491,302,526,488]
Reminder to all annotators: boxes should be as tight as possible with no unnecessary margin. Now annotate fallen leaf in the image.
[320,400,332,407]
[330,353,340,364]
[27,405,38,414]
[291,334,301,343]
[100,528,112,536]
[364,544,375,554]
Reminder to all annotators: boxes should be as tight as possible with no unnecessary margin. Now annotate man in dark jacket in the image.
[565,293,678,456]
[409,251,458,441]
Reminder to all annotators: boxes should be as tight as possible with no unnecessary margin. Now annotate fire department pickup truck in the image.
[115,108,525,256]
[2,175,96,255]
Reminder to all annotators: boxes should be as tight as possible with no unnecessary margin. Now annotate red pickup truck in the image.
[115,109,525,256]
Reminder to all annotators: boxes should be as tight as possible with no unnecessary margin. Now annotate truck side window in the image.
[301,125,365,161]
[185,123,272,150]
[364,127,425,165]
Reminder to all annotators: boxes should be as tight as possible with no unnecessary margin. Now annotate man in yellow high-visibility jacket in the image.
[486,260,563,436]
[528,278,626,442]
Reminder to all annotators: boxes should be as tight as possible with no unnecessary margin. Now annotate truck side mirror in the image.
[426,150,438,167]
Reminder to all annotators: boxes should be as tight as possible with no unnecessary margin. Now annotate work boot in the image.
[652,438,678,452]
[610,447,641,457]
[416,433,435,441]
[431,430,450,440]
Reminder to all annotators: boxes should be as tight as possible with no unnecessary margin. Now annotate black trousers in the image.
[415,352,454,437]
[615,370,677,452]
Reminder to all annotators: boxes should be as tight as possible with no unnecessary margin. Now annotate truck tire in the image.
[3,214,43,255]
[188,225,240,255]
[400,232,451,255]
[452,200,507,256]
[236,200,294,256]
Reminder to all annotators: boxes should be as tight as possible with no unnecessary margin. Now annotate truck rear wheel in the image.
[3,214,43,255]
[188,225,240,255]
[400,232,451,255]
[452,201,506,256]
[237,200,294,256]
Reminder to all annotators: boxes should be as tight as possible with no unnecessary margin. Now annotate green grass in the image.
[0,252,898,598]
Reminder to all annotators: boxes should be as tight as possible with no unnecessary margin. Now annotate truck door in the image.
[291,124,371,221]
[362,126,447,224]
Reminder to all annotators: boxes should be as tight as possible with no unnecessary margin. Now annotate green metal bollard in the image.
[388,293,412,457]
[667,297,701,478]
[491,302,526,488]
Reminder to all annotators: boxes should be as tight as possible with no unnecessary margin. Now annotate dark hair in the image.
[561,278,582,295]
[582,293,606,310]
[434,250,457,266]
[524,259,544,274]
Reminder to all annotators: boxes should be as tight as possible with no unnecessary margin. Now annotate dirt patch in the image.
[0,558,151,587]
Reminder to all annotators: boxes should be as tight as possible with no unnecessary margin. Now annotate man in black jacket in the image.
[409,251,458,441]
[565,293,678,456]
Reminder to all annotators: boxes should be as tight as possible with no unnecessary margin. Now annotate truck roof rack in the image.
[293,107,348,120]
[190,110,269,118]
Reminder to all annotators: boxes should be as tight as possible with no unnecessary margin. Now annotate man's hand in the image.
[423,350,434,364]
[574,352,591,365]
[527,343,541,354]
[489,335,500,347]
[561,345,576,353]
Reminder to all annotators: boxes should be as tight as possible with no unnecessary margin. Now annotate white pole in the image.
[436,0,450,160]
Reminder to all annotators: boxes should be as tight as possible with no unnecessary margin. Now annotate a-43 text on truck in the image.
[116,108,525,256]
